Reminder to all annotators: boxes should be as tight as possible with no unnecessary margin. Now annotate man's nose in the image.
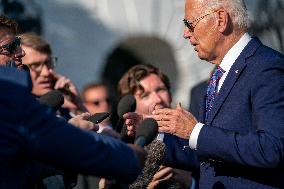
[152,92,163,104]
[183,27,192,39]
[41,64,52,76]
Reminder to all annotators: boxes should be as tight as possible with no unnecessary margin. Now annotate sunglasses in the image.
[0,37,21,56]
[87,98,111,106]
[183,10,217,32]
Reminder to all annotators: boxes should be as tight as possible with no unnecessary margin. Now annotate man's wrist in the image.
[188,122,204,150]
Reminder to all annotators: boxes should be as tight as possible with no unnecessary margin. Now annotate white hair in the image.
[203,0,248,30]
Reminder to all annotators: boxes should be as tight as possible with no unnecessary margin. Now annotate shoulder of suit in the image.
[0,66,32,92]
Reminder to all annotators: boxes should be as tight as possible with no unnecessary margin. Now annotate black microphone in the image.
[38,90,64,111]
[116,95,136,133]
[134,118,158,147]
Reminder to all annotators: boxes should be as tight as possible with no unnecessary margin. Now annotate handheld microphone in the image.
[130,140,167,189]
[116,95,136,133]
[38,90,64,111]
[134,118,158,147]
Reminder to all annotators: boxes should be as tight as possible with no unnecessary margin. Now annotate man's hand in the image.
[151,103,197,139]
[68,112,99,131]
[98,178,116,189]
[123,112,144,137]
[52,72,78,96]
[51,71,87,114]
[147,166,192,189]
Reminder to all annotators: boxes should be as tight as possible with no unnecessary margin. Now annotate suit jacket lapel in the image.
[205,37,262,125]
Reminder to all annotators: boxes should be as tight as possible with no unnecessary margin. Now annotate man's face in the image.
[0,33,25,68]
[22,45,54,96]
[84,86,111,114]
[183,0,220,62]
[134,73,171,115]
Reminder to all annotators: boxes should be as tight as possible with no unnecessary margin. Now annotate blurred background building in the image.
[1,0,284,108]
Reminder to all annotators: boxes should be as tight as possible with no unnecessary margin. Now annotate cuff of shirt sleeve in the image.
[189,122,204,150]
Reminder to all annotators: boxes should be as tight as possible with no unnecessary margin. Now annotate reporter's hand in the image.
[123,112,150,137]
[51,71,87,114]
[52,72,78,96]
[147,166,192,189]
[68,112,99,131]
[147,166,173,189]
[98,178,116,189]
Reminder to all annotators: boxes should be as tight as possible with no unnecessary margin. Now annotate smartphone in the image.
[87,112,110,124]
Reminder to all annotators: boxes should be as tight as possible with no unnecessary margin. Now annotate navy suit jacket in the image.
[196,38,284,189]
[0,67,141,188]
[163,133,199,172]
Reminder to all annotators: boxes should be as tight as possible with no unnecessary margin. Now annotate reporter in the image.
[0,66,143,188]
[20,32,86,117]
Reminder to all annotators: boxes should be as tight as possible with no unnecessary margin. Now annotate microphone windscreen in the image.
[129,140,166,189]
[135,118,158,147]
[38,90,64,111]
[117,95,136,118]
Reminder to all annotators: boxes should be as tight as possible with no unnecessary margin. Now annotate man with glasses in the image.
[150,0,284,188]
[20,32,85,117]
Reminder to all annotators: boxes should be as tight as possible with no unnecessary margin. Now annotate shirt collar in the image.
[219,33,252,72]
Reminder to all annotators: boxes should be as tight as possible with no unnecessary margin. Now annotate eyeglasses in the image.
[0,37,21,56]
[26,57,58,73]
[87,98,111,106]
[183,10,217,32]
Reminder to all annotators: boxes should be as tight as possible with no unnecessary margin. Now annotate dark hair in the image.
[0,15,18,35]
[19,32,52,55]
[118,64,170,97]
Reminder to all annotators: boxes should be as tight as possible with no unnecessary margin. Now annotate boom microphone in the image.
[38,90,64,111]
[134,118,158,147]
[116,94,136,132]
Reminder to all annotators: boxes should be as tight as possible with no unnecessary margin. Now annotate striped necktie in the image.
[205,66,225,121]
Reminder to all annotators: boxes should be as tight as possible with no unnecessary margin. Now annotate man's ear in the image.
[216,8,229,33]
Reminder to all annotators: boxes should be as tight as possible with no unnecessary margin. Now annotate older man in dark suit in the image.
[152,0,284,188]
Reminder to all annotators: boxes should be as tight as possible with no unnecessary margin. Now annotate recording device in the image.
[116,95,136,132]
[134,118,158,147]
[86,112,110,124]
[38,90,64,111]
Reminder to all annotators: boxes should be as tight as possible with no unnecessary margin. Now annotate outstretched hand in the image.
[151,103,197,139]
[68,112,99,131]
